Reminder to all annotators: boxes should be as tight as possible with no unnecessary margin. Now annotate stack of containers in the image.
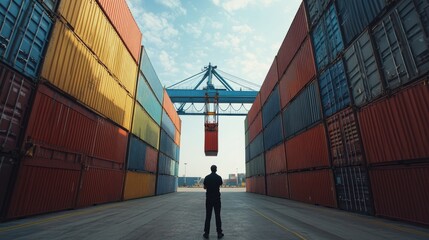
[157,90,181,195]
[0,0,55,219]
[5,0,143,219]
[123,47,162,200]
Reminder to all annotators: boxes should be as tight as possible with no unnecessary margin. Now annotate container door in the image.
[0,0,28,59]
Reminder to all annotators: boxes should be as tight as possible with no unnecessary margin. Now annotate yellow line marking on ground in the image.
[251,208,307,240]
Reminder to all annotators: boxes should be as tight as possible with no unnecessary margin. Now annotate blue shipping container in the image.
[245,146,250,163]
[262,85,280,128]
[263,114,283,151]
[161,110,175,140]
[305,0,330,28]
[127,135,146,171]
[283,81,322,139]
[160,129,177,161]
[336,0,386,45]
[156,175,177,195]
[140,48,164,104]
[319,60,350,117]
[249,132,264,160]
[175,147,180,162]
[246,154,265,177]
[136,74,162,125]
[0,0,27,60]
[312,19,329,71]
[158,152,174,175]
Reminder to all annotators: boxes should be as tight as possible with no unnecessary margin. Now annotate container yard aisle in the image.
[1,189,428,240]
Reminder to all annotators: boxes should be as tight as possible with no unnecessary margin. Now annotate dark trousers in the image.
[204,198,222,234]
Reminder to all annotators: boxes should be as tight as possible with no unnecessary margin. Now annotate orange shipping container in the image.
[123,171,156,200]
[58,0,138,96]
[163,89,181,132]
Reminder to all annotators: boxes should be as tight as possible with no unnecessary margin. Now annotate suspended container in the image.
[204,123,218,156]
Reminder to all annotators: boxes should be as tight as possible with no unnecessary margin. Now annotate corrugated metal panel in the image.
[92,118,128,164]
[39,0,58,12]
[319,59,350,117]
[132,103,160,150]
[160,129,177,160]
[358,81,429,165]
[327,108,364,167]
[344,31,382,106]
[305,0,330,28]
[249,131,264,160]
[174,129,181,145]
[76,167,124,208]
[245,129,249,147]
[265,143,287,175]
[1,0,53,78]
[96,0,142,64]
[245,146,250,163]
[158,152,175,176]
[262,85,280,128]
[161,110,175,140]
[247,93,261,125]
[136,74,162,125]
[277,2,308,77]
[140,48,164,104]
[123,171,156,200]
[58,0,138,96]
[263,114,283,151]
[372,0,429,89]
[127,135,146,171]
[334,166,373,215]
[279,38,316,108]
[260,58,279,105]
[370,164,429,225]
[254,176,266,195]
[156,174,177,195]
[162,89,181,132]
[145,145,158,173]
[204,123,218,156]
[336,0,386,45]
[0,63,34,153]
[0,154,15,217]
[248,111,262,143]
[283,81,322,139]
[266,174,289,198]
[285,124,329,171]
[312,17,329,70]
[246,154,265,177]
[41,21,134,130]
[289,169,337,208]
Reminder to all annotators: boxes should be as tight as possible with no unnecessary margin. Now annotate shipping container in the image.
[266,174,289,199]
[127,135,158,173]
[279,38,316,108]
[334,166,373,215]
[262,85,280,128]
[305,0,330,28]
[41,21,134,130]
[327,108,365,167]
[277,2,308,77]
[248,111,262,143]
[160,129,177,161]
[288,169,337,208]
[162,89,181,132]
[96,0,142,64]
[247,93,261,125]
[282,81,322,139]
[158,153,176,176]
[156,174,177,195]
[38,0,58,12]
[312,3,344,70]
[0,154,16,219]
[0,63,34,153]
[372,0,429,89]
[140,48,164,104]
[249,131,264,160]
[1,0,53,78]
[343,31,383,107]
[123,171,156,200]
[249,175,265,195]
[263,114,283,151]
[358,81,429,165]
[260,58,279,105]
[265,143,287,174]
[132,103,160,150]
[336,0,386,45]
[58,0,138,96]
[369,164,429,225]
[204,123,218,156]
[246,153,265,177]
[245,146,250,163]
[174,129,181,145]
[285,124,329,171]
[245,128,249,147]
[136,74,162,125]
[145,145,159,173]
[161,110,176,140]
[319,59,350,117]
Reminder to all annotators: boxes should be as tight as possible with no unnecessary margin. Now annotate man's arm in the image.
[204,178,207,189]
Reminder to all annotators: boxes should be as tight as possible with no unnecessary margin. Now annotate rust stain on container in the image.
[265,143,287,174]
[358,81,429,165]
[260,58,279,105]
[123,171,156,200]
[266,174,289,198]
[285,124,329,170]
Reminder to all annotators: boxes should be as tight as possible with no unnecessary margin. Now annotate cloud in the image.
[141,12,179,47]
[232,24,253,34]
[156,0,187,15]
[212,0,277,12]
[159,50,179,73]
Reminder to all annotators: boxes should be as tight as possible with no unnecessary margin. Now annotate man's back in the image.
[204,173,222,199]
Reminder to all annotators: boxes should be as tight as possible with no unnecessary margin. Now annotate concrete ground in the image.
[0,188,428,240]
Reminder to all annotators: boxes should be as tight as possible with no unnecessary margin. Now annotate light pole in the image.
[184,163,187,186]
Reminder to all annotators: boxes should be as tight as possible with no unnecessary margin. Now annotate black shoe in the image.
[217,233,224,239]
[203,233,209,239]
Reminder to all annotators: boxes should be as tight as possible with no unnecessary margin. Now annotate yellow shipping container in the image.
[132,102,160,150]
[123,171,156,200]
[41,21,133,130]
[58,0,137,96]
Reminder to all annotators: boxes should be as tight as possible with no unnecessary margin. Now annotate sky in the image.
[126,0,302,179]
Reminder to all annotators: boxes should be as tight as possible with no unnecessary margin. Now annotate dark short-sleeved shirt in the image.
[204,172,223,199]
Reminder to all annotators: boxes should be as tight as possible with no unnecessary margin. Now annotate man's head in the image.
[210,165,217,173]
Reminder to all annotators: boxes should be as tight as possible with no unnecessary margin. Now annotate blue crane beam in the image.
[166,89,258,104]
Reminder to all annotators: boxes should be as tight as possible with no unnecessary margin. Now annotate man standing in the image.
[203,165,224,239]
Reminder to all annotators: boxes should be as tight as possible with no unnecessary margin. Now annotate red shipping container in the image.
[145,146,158,173]
[289,169,337,208]
[96,0,142,64]
[265,143,287,174]
[248,112,263,143]
[279,38,316,108]
[327,107,365,167]
[370,164,429,225]
[358,81,429,165]
[0,63,34,153]
[277,2,308,78]
[260,58,279,106]
[266,174,289,198]
[92,118,128,164]
[254,175,266,195]
[246,177,253,193]
[205,123,218,156]
[285,124,330,170]
[247,93,261,125]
